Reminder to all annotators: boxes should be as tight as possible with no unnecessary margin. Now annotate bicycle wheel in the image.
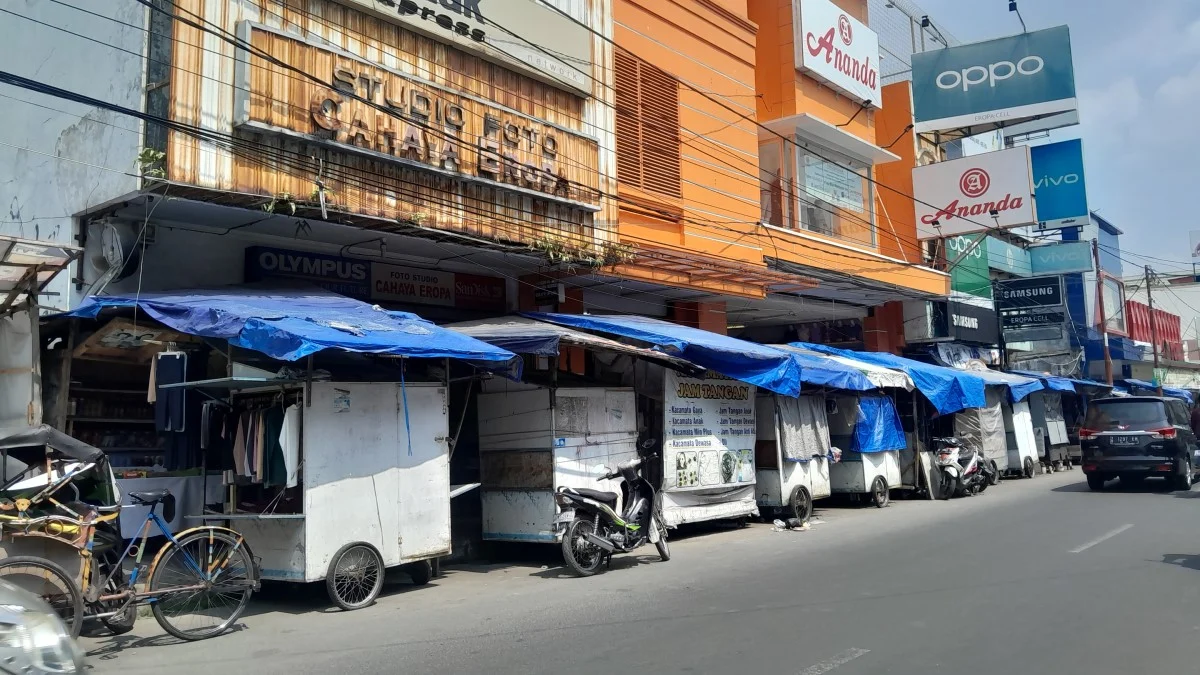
[0,556,84,638]
[148,528,256,641]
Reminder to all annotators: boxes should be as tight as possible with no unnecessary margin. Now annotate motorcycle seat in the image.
[561,487,618,506]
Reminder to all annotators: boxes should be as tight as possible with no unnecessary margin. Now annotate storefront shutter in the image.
[614,51,681,199]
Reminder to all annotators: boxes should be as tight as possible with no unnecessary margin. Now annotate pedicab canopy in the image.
[794,344,987,416]
[65,285,519,370]
[965,369,1044,403]
[0,424,104,464]
[1122,379,1194,403]
[522,312,803,397]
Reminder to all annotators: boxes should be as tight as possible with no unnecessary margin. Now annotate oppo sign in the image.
[936,56,1044,92]
[911,25,1077,133]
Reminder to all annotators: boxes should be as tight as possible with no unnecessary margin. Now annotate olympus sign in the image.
[936,55,1045,92]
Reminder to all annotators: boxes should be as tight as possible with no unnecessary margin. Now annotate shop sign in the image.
[914,146,1037,240]
[1030,241,1092,275]
[947,235,992,298]
[1030,139,1089,228]
[336,0,591,95]
[235,26,601,208]
[946,301,999,344]
[986,237,1032,277]
[911,25,1077,133]
[1001,308,1066,330]
[245,246,506,310]
[792,0,881,106]
[995,275,1063,310]
[662,371,755,493]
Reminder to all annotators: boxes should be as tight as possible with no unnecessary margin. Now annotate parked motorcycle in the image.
[933,436,995,499]
[553,454,670,577]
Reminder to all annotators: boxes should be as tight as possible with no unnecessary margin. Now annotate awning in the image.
[966,369,1045,403]
[523,312,802,396]
[760,113,901,166]
[0,235,79,315]
[767,345,874,392]
[444,316,700,373]
[1010,370,1076,394]
[782,343,914,391]
[796,343,987,415]
[65,285,519,369]
[1122,379,1194,403]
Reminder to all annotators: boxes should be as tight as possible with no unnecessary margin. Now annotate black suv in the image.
[1080,396,1200,491]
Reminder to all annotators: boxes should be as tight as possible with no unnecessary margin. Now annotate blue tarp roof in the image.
[795,343,987,415]
[1121,379,1194,403]
[523,312,802,396]
[853,395,907,453]
[770,345,874,392]
[966,369,1044,402]
[1011,370,1076,393]
[67,286,520,368]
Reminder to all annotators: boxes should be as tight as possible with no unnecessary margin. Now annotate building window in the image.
[1101,275,1126,335]
[614,51,681,199]
[759,140,875,247]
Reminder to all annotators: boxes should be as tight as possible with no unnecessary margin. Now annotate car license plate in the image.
[554,509,575,525]
[1110,436,1139,446]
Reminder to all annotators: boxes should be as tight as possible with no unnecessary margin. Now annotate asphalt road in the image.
[83,470,1200,674]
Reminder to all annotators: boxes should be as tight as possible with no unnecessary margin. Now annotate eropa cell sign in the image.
[912,26,1076,133]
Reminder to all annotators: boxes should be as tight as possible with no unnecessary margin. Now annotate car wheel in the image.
[1175,457,1193,492]
[1087,474,1106,491]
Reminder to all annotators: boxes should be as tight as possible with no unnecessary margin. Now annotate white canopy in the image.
[775,345,914,391]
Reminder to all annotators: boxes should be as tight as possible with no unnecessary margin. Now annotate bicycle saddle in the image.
[129,489,171,505]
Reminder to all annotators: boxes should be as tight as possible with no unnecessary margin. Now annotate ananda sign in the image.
[235,26,601,209]
[793,0,881,106]
[913,146,1037,240]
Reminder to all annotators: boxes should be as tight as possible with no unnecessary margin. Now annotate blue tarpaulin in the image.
[524,312,803,396]
[796,343,987,415]
[1122,379,1194,403]
[854,395,907,453]
[1010,370,1077,394]
[967,369,1044,402]
[771,345,874,392]
[66,286,520,368]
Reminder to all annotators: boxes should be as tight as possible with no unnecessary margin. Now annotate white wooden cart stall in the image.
[827,394,904,507]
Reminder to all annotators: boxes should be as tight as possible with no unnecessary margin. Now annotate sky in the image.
[918,0,1200,278]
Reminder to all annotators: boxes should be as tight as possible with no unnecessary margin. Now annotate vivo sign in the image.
[1029,139,1088,228]
[912,26,1077,133]
[913,146,1037,240]
[793,0,881,106]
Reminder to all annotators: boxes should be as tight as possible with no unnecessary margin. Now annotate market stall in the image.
[64,285,518,610]
[755,345,910,519]
[525,313,802,527]
[1011,371,1077,470]
[967,370,1044,479]
[445,316,698,543]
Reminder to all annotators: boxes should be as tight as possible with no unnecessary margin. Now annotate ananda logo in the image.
[807,21,877,91]
[936,55,1044,92]
[921,166,1024,225]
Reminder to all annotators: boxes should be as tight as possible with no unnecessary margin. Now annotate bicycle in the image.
[0,489,259,641]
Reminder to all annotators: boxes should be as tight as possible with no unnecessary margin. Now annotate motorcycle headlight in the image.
[0,606,83,673]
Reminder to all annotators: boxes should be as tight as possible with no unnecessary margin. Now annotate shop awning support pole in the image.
[1145,265,1163,396]
[1092,239,1114,385]
[305,354,313,408]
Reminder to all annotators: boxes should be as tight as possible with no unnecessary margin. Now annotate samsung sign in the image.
[995,275,1064,310]
[1030,139,1088,228]
[911,26,1077,133]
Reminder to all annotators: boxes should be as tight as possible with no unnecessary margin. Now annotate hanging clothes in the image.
[153,352,187,432]
[263,406,286,486]
[279,403,301,488]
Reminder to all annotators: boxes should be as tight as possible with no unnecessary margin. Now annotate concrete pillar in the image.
[668,300,727,335]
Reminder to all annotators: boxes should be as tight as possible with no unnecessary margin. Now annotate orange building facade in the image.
[609,0,945,347]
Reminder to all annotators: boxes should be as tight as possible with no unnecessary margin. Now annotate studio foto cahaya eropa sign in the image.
[913,146,1037,240]
[793,0,881,105]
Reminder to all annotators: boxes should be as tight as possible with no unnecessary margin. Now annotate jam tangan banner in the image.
[913,146,1037,240]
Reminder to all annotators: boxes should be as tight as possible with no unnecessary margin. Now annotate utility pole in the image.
[1092,238,1114,385]
[1145,265,1163,396]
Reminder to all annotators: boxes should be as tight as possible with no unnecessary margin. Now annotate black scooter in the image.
[553,454,670,576]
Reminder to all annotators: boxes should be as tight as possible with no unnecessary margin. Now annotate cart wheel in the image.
[869,477,889,508]
[406,560,432,586]
[1023,457,1036,479]
[789,486,813,522]
[988,461,1001,485]
[326,543,385,611]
